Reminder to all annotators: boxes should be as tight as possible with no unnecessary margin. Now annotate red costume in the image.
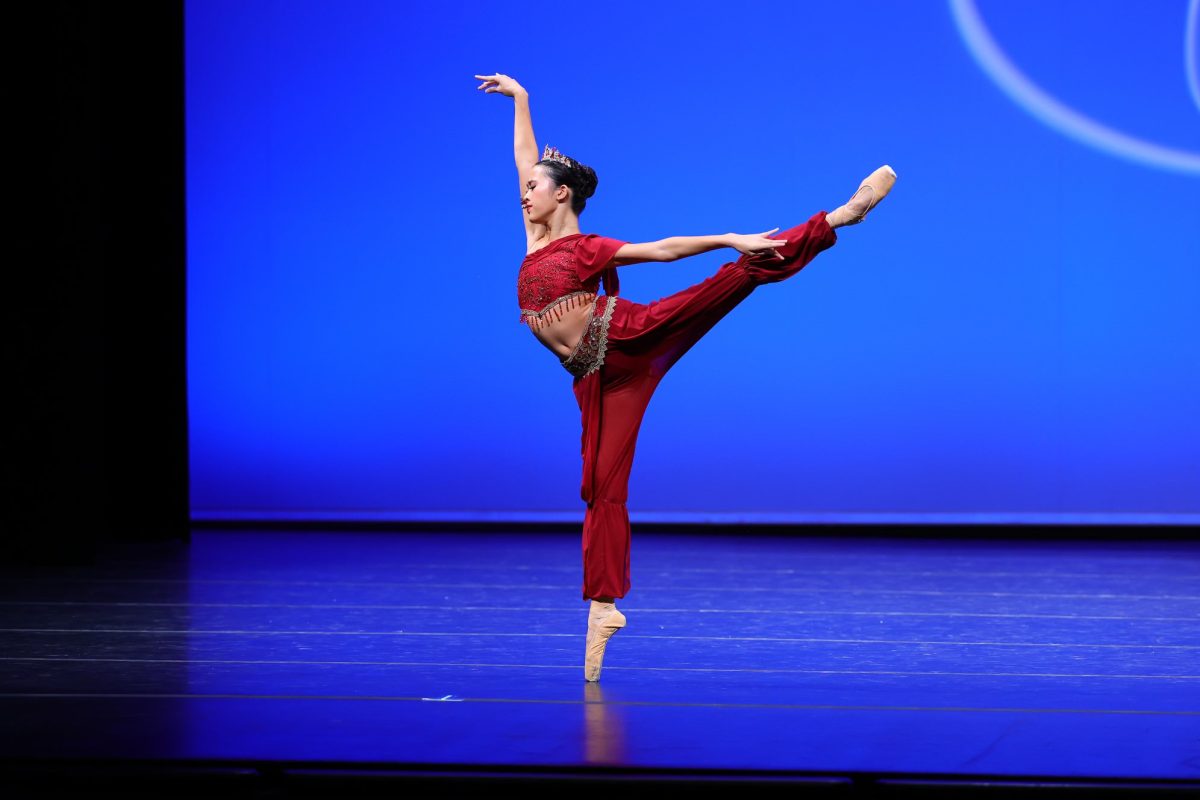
[517,210,838,600]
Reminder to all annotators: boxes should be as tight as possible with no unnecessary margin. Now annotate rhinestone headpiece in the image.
[541,144,576,169]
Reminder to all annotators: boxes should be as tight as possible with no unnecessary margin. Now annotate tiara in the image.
[542,144,575,168]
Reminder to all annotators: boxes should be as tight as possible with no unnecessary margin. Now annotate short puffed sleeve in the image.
[574,234,629,283]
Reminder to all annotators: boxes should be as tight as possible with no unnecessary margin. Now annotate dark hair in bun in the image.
[536,154,598,216]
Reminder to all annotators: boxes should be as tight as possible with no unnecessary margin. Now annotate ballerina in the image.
[475,72,895,681]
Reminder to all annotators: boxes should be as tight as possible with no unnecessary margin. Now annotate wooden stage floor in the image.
[1,529,1197,796]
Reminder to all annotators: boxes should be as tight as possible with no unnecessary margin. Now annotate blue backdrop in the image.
[186,0,1200,524]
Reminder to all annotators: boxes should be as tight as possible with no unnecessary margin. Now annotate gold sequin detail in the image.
[519,291,596,330]
[561,296,617,378]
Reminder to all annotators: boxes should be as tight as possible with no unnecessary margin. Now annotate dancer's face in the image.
[522,165,568,223]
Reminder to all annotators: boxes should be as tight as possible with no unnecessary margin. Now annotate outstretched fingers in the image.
[760,229,788,259]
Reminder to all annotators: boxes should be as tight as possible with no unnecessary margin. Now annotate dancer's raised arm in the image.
[475,73,543,240]
[476,73,788,263]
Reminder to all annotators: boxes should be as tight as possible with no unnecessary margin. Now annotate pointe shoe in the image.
[839,164,897,225]
[584,606,626,682]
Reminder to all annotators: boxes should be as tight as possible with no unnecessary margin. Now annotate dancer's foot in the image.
[826,165,897,229]
[584,600,626,682]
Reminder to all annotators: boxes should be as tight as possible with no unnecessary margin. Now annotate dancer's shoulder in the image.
[575,234,631,280]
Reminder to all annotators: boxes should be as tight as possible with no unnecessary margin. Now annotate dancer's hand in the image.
[728,228,786,260]
[474,73,525,98]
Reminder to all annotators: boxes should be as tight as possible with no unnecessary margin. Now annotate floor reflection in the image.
[583,682,627,764]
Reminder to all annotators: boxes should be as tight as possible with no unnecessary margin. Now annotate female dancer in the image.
[475,73,895,681]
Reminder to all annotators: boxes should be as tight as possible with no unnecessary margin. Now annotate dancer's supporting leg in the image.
[574,330,650,681]
[574,210,837,682]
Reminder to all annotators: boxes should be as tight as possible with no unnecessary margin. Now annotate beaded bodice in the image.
[517,233,626,330]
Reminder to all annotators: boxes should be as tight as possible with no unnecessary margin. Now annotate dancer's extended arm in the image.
[617,230,787,263]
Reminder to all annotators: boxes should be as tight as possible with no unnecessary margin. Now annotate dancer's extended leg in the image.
[619,208,839,375]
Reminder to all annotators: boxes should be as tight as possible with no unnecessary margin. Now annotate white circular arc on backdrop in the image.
[1187,0,1200,112]
[949,0,1200,176]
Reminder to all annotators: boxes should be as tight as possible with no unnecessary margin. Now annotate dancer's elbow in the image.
[649,240,682,262]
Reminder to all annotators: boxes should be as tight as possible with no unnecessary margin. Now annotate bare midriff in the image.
[523,292,598,359]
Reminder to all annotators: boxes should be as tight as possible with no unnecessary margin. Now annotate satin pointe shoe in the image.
[584,605,627,682]
[840,164,897,225]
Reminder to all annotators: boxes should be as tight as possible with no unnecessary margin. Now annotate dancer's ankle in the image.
[589,598,616,618]
[826,206,852,229]
[827,194,871,229]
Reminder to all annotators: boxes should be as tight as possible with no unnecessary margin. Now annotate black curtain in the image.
[6,1,187,563]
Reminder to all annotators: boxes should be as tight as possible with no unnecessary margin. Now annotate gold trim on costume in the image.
[561,296,617,378]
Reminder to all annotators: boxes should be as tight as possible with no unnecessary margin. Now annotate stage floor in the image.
[1,529,1197,791]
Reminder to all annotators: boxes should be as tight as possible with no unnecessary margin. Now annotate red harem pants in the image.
[572,209,838,600]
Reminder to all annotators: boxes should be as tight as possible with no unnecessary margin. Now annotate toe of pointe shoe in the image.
[842,165,897,225]
[584,639,604,681]
[860,164,897,200]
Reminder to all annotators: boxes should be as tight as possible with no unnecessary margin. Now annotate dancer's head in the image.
[524,149,598,223]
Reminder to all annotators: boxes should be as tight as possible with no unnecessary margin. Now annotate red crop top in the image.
[517,233,628,329]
